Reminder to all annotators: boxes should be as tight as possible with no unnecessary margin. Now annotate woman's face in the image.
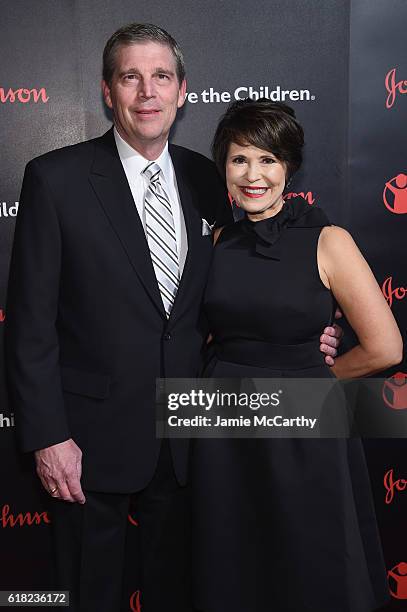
[226,142,287,220]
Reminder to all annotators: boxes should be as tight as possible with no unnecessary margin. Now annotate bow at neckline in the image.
[241,196,330,259]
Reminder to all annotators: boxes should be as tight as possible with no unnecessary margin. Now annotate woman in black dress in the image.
[192,99,402,612]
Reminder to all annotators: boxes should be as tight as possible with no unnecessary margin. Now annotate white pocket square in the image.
[202,218,216,236]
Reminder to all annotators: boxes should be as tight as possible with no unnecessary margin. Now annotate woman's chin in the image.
[236,200,269,214]
[237,196,285,218]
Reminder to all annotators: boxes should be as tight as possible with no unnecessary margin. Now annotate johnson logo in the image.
[285,191,315,206]
[384,468,407,504]
[381,276,406,308]
[388,562,407,599]
[383,173,407,214]
[1,504,51,528]
[229,191,315,209]
[0,202,19,217]
[0,87,49,104]
[385,68,407,109]
[382,372,407,411]
[0,413,14,428]
[129,590,141,611]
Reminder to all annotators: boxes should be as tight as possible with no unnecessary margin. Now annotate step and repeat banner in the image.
[348,1,407,607]
[0,0,405,609]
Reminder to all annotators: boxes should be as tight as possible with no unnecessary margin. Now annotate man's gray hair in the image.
[103,23,186,85]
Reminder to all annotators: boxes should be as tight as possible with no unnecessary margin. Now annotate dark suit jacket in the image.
[5,128,232,492]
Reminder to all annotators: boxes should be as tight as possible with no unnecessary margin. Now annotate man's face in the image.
[102,41,186,155]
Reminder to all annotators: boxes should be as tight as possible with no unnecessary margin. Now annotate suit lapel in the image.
[89,129,166,318]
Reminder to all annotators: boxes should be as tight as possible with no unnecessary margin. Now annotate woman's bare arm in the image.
[213,227,223,245]
[318,226,402,378]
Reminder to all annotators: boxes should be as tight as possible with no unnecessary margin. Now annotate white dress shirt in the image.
[114,128,188,274]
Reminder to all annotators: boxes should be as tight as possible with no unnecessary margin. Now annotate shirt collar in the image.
[114,127,171,183]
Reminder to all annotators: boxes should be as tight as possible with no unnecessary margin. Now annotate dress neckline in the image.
[240,196,330,259]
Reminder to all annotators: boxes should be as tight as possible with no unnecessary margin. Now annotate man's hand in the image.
[34,438,86,504]
[320,308,344,366]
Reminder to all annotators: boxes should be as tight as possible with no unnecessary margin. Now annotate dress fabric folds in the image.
[192,197,389,612]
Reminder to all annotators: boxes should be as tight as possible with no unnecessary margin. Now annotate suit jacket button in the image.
[164,333,171,341]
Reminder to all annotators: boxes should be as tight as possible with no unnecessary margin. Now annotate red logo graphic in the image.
[383,173,407,214]
[0,310,5,322]
[1,504,51,528]
[381,277,407,308]
[382,372,407,410]
[385,68,407,109]
[285,191,315,206]
[384,468,407,504]
[229,191,315,207]
[388,562,407,599]
[129,590,141,611]
[128,513,139,527]
[0,87,49,104]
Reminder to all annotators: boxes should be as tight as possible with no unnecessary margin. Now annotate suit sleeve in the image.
[5,159,70,452]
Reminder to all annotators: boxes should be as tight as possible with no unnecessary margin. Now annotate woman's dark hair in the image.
[212,98,304,182]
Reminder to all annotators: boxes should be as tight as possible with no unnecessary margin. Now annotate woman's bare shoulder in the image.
[319,225,357,255]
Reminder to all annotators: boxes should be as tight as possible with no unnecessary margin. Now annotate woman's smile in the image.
[239,186,269,198]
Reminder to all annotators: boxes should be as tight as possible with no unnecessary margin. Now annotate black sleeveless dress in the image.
[192,198,389,612]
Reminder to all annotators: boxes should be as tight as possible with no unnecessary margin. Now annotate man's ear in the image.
[177,79,187,109]
[101,80,113,109]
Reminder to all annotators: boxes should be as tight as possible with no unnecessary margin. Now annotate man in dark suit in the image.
[5,22,340,612]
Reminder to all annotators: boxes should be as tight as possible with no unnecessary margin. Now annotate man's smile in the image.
[134,109,161,119]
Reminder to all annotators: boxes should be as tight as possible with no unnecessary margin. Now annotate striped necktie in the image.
[143,162,180,317]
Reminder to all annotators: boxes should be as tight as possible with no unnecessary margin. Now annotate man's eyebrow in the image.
[118,68,140,77]
[153,67,176,76]
[118,67,176,77]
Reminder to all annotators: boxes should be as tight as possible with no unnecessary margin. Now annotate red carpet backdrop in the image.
[0,0,405,608]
